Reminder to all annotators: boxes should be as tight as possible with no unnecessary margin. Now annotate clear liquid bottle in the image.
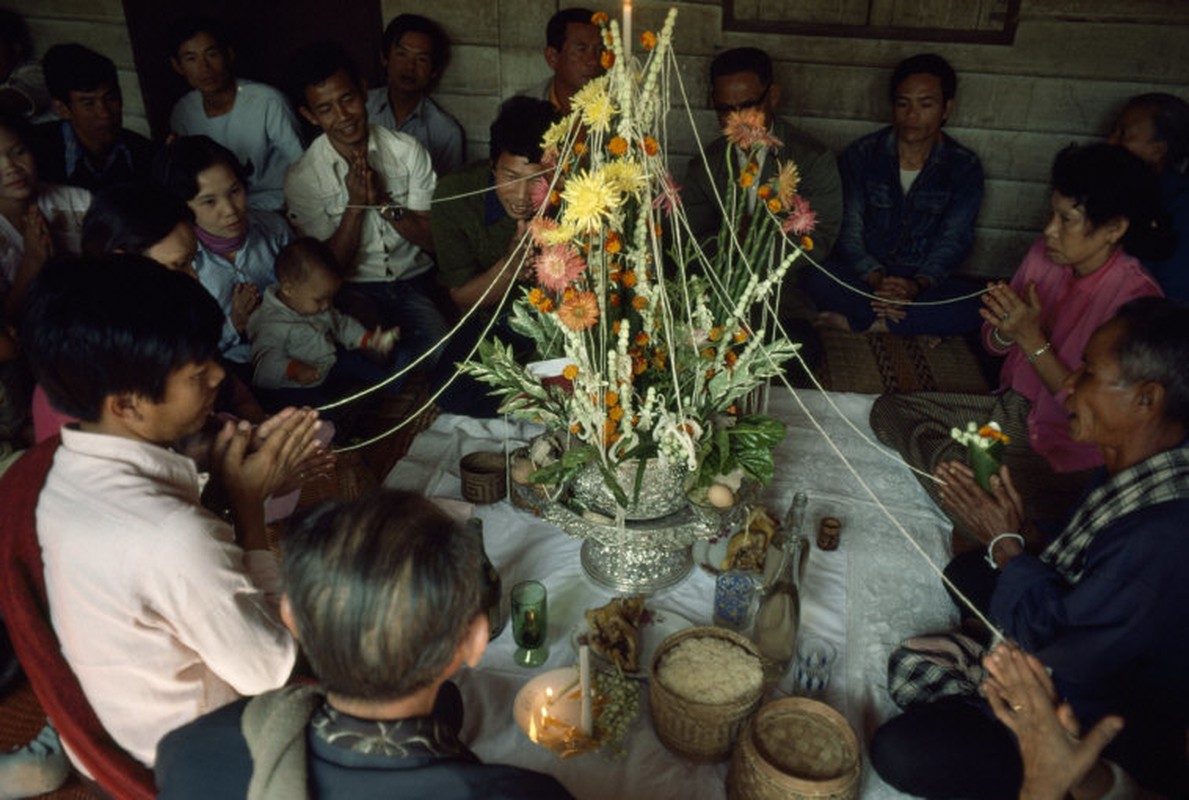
[753,492,807,690]
[466,518,507,640]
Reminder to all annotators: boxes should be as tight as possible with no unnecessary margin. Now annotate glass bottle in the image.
[466,518,507,640]
[753,492,807,690]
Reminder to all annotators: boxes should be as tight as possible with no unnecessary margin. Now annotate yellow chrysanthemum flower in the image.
[560,169,623,232]
[541,118,572,152]
[601,160,648,198]
[776,160,801,207]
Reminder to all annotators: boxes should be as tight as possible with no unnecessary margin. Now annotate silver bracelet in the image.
[985,532,1025,569]
[1025,341,1053,364]
[990,327,1013,349]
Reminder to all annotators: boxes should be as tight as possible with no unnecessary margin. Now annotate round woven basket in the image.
[726,697,861,800]
[649,626,764,762]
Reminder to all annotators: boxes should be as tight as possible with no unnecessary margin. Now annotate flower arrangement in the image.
[950,421,1010,491]
[464,9,813,510]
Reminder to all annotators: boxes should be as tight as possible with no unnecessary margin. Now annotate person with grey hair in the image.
[155,490,572,799]
[871,297,1189,798]
[1108,92,1189,300]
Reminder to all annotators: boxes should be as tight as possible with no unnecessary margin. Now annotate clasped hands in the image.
[867,272,923,323]
[982,281,1046,351]
[935,460,1026,558]
[208,407,331,507]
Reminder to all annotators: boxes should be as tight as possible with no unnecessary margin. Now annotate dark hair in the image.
[82,182,195,257]
[166,15,231,58]
[288,41,362,110]
[382,14,450,76]
[0,111,34,149]
[1122,92,1189,174]
[1051,143,1174,262]
[546,8,596,51]
[281,491,483,702]
[153,135,251,202]
[709,47,773,88]
[21,254,223,421]
[275,236,340,283]
[890,53,956,104]
[0,10,33,63]
[489,97,556,163]
[1112,297,1189,429]
[42,43,119,104]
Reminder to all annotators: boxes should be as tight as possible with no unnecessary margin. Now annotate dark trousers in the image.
[256,349,411,412]
[804,260,983,336]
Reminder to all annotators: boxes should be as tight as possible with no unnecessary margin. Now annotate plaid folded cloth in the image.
[888,631,988,709]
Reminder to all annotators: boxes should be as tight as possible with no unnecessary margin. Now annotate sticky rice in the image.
[656,635,763,704]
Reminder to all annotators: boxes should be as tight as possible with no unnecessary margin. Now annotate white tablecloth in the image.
[385,390,959,798]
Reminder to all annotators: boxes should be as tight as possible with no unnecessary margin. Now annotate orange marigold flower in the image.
[767,198,782,213]
[557,291,599,331]
[605,231,622,254]
[631,295,648,310]
[592,11,609,25]
[652,352,666,370]
[709,326,724,341]
[642,136,659,156]
[605,390,619,407]
[621,269,638,288]
[634,331,649,346]
[640,30,657,50]
[733,330,748,343]
[706,368,716,380]
[570,422,581,434]
[801,235,814,251]
[549,190,562,206]
[739,172,755,189]
[633,357,647,375]
[700,347,716,359]
[756,184,772,199]
[608,405,624,422]
[725,350,738,367]
[600,50,615,70]
[539,297,554,313]
[562,364,579,380]
[528,287,546,308]
[609,293,620,308]
[611,319,621,334]
[573,141,588,156]
[654,222,663,237]
[562,287,578,302]
[608,136,628,156]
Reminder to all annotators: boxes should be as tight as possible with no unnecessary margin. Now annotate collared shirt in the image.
[431,160,517,291]
[62,121,134,185]
[987,238,1162,473]
[834,125,984,284]
[37,426,296,769]
[365,88,465,177]
[192,209,294,363]
[0,182,90,289]
[170,80,305,211]
[284,124,435,283]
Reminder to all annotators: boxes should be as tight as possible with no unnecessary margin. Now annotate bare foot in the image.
[813,311,852,332]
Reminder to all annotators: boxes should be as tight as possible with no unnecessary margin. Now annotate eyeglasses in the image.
[712,84,770,116]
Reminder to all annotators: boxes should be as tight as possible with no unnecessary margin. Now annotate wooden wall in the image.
[15,0,1189,279]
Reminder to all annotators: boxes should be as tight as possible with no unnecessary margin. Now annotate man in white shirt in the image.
[167,16,304,211]
[23,254,321,769]
[285,41,446,367]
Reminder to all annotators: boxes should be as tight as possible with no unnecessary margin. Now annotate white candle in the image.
[622,0,632,59]
[579,644,593,736]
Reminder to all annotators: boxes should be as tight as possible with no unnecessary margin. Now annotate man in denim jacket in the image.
[807,53,985,337]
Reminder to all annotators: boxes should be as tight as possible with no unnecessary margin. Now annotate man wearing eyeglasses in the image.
[682,47,842,374]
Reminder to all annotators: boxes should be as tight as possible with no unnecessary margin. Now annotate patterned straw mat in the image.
[815,328,992,394]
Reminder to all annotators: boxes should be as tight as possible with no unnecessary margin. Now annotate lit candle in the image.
[622,0,632,59]
[579,645,593,736]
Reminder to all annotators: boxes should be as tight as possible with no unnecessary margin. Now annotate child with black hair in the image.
[21,254,322,771]
[249,237,403,409]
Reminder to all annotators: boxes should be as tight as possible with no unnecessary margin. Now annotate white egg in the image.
[510,456,536,484]
[707,483,736,508]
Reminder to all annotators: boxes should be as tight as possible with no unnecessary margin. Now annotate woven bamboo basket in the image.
[726,697,861,800]
[649,626,765,762]
[460,451,506,504]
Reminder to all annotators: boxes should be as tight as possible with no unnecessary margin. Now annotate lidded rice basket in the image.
[649,627,764,762]
[726,697,861,800]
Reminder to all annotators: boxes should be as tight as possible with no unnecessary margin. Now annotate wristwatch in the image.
[379,203,404,222]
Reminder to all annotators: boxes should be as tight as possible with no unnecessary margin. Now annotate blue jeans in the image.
[336,275,449,371]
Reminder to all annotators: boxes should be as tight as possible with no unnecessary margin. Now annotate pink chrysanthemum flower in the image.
[528,216,560,248]
[530,175,553,213]
[652,171,683,217]
[557,290,600,331]
[534,244,587,292]
[781,194,818,236]
[722,107,783,152]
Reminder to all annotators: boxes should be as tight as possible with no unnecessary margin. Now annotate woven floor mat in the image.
[817,328,991,394]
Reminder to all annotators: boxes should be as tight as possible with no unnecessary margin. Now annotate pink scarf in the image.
[195,224,248,258]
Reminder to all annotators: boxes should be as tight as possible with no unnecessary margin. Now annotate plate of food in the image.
[693,506,784,580]
[514,663,641,758]
[570,596,693,677]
